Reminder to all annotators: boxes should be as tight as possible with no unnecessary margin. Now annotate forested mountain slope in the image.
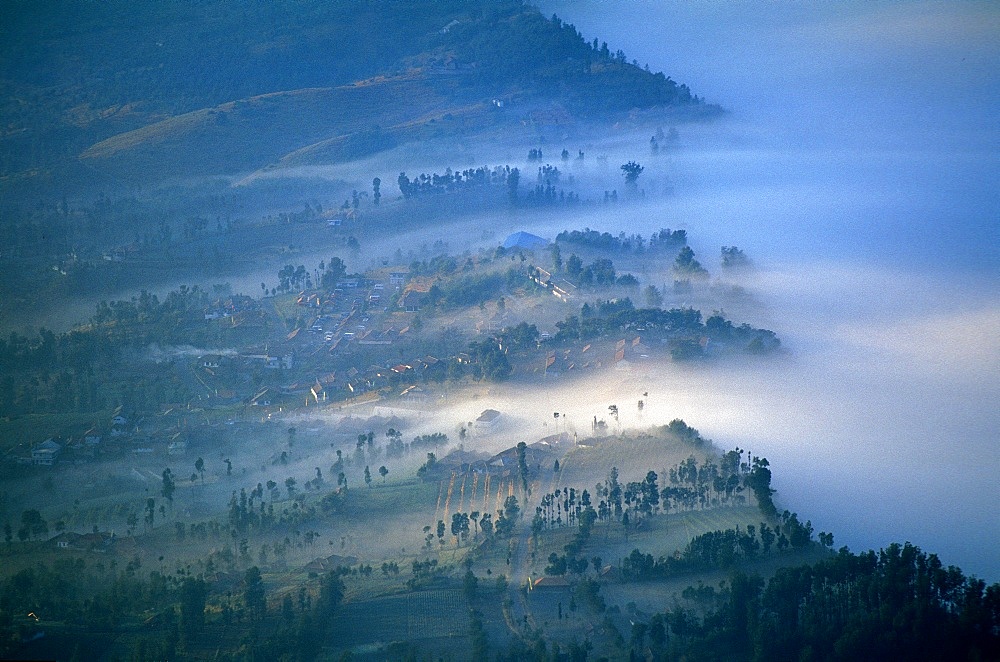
[0,0,717,187]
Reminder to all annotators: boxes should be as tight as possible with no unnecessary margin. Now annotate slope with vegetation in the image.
[1,0,718,187]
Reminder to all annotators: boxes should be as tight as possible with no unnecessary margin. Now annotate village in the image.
[4,230,696,473]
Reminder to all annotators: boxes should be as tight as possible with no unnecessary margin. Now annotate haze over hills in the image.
[1,1,998,660]
[1,0,716,189]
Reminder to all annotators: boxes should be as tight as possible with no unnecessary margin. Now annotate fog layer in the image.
[540,0,1000,579]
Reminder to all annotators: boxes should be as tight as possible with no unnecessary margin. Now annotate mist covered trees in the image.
[549,296,779,357]
[673,245,708,279]
[397,166,518,199]
[621,160,644,188]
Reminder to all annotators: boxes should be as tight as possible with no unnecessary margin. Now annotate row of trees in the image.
[551,297,780,356]
[533,449,767,538]
[621,514,822,581]
[555,227,687,254]
[397,166,518,199]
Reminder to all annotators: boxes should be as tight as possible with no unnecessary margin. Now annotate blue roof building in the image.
[502,231,548,251]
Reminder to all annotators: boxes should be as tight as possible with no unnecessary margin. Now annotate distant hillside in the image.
[1,0,719,186]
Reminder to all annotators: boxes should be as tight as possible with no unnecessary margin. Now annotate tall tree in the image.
[179,577,207,644]
[516,442,529,493]
[621,161,644,188]
[161,468,175,507]
[243,566,266,622]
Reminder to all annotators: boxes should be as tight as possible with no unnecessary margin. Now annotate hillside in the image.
[0,0,718,189]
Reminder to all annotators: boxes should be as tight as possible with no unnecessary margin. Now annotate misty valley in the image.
[1,1,998,661]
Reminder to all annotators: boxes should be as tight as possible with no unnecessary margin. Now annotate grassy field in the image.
[79,74,472,181]
[557,432,712,488]
[326,586,473,659]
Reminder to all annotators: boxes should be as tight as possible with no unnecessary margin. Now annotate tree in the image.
[321,257,347,288]
[145,498,155,530]
[674,246,708,278]
[378,465,388,483]
[507,167,520,203]
[550,243,563,272]
[194,457,204,483]
[20,509,47,540]
[469,338,512,381]
[644,284,662,308]
[179,577,207,643]
[372,177,381,206]
[516,441,529,493]
[243,566,266,622]
[721,245,750,269]
[364,465,372,488]
[452,512,471,546]
[747,457,776,517]
[317,573,344,625]
[161,468,176,506]
[621,161,644,188]
[566,253,583,278]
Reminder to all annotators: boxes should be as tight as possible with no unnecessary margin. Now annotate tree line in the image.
[631,543,999,661]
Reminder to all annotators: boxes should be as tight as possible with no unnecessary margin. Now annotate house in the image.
[167,439,187,456]
[389,271,408,286]
[486,441,560,474]
[51,531,113,553]
[401,290,426,312]
[304,554,359,573]
[84,429,102,447]
[310,380,327,403]
[51,531,82,549]
[32,439,62,466]
[532,576,571,589]
[201,355,222,369]
[421,448,490,478]
[111,409,129,436]
[77,532,113,553]
[263,354,293,370]
[249,389,272,407]
[399,385,430,406]
[475,409,501,432]
[502,231,548,252]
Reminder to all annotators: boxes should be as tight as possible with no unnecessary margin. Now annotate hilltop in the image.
[0,0,719,190]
